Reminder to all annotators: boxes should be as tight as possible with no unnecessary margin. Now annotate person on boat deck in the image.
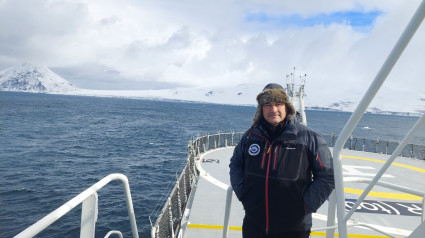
[229,83,335,238]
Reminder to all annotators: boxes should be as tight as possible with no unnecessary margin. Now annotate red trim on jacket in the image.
[316,152,325,171]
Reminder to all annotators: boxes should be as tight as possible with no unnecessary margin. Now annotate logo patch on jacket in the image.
[248,144,261,156]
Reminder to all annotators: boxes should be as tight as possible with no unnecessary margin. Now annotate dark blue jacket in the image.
[229,118,334,233]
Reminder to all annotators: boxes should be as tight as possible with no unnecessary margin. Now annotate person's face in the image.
[262,102,287,127]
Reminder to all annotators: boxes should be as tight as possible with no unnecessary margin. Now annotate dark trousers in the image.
[242,217,310,238]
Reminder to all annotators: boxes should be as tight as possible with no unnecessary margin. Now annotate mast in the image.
[285,67,307,125]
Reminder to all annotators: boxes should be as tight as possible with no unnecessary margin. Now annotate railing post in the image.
[386,141,389,155]
[168,198,175,238]
[325,191,336,238]
[222,185,233,238]
[80,193,98,238]
[230,132,235,146]
[207,133,210,150]
[177,181,182,219]
[151,225,157,238]
[193,149,198,178]
[183,170,187,202]
[375,138,379,153]
[196,141,199,155]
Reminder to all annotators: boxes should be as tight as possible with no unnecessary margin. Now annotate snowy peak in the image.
[0,63,77,93]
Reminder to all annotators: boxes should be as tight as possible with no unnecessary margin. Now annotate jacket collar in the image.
[255,118,297,142]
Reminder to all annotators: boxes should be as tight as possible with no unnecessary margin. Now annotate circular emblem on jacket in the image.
[248,144,261,156]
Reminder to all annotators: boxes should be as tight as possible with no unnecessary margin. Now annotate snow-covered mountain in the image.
[0,63,77,93]
[0,63,422,115]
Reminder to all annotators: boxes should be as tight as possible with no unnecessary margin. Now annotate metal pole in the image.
[151,225,157,238]
[80,193,98,238]
[325,191,337,238]
[222,186,233,238]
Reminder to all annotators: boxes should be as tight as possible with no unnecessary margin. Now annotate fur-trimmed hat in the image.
[251,83,296,126]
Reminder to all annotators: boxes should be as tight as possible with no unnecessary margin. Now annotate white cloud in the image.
[0,0,424,112]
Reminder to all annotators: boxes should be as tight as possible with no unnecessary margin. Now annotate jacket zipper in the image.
[252,133,272,233]
[265,143,272,234]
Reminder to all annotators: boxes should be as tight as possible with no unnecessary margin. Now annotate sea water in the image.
[1,92,424,237]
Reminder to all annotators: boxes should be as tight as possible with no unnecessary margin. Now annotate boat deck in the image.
[181,147,425,238]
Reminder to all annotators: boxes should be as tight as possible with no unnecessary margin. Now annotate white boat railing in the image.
[331,0,425,237]
[14,173,139,238]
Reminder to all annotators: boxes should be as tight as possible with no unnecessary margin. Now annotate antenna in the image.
[284,67,307,125]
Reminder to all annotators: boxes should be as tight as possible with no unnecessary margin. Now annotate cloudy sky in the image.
[1,0,424,112]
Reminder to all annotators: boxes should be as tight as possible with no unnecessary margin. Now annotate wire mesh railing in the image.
[323,134,425,160]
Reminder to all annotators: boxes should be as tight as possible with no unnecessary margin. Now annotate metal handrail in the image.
[222,185,234,238]
[331,0,425,237]
[104,230,124,238]
[14,173,139,238]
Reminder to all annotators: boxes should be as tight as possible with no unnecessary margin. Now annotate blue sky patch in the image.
[245,10,382,29]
